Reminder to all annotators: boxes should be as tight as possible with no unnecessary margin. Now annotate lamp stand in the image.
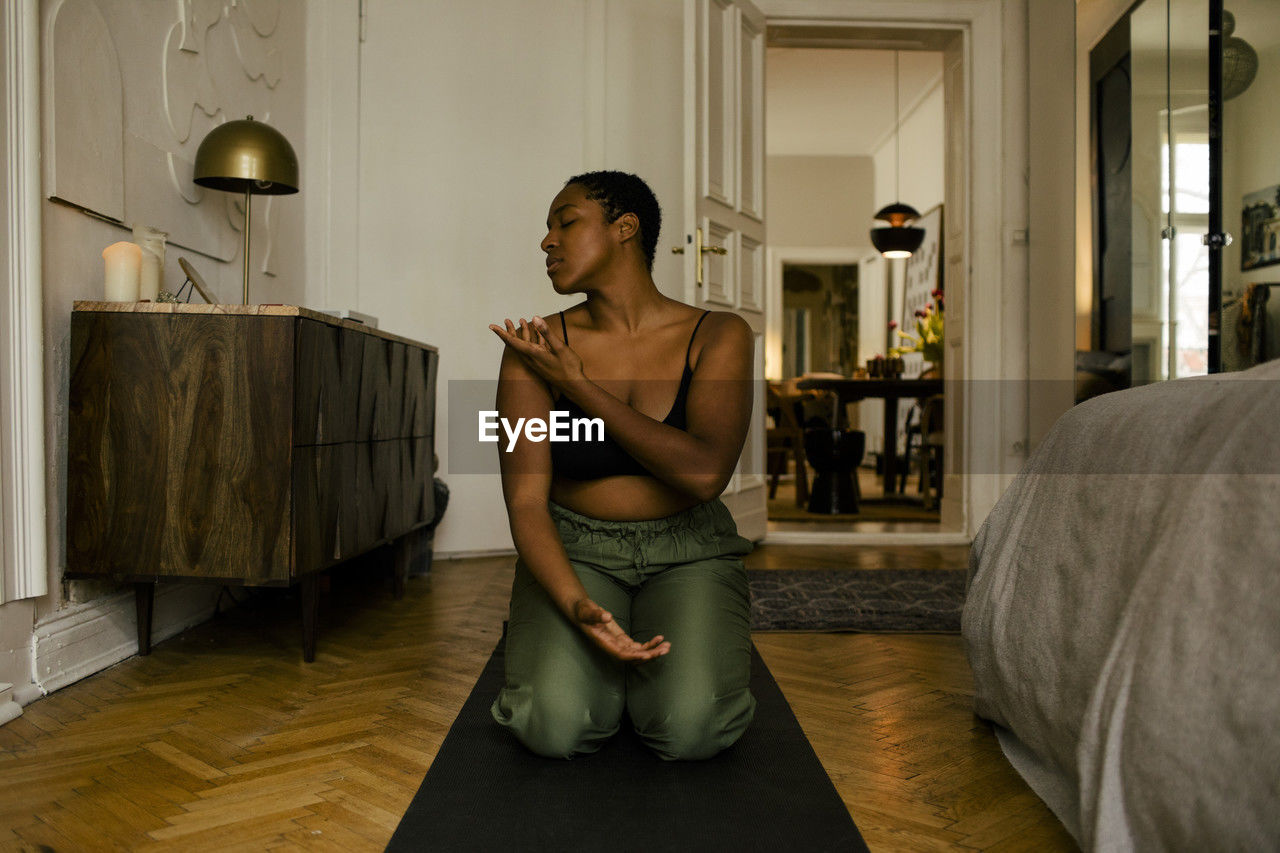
[242,187,252,304]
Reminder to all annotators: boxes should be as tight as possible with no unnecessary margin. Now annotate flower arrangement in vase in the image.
[889,289,945,373]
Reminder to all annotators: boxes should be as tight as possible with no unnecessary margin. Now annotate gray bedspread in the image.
[963,359,1280,851]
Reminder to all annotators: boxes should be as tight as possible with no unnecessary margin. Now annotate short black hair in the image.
[564,171,662,271]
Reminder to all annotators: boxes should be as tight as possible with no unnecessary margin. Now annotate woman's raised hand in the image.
[489,316,585,389]
[571,597,671,663]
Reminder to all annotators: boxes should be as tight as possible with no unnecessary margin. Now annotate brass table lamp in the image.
[193,116,299,304]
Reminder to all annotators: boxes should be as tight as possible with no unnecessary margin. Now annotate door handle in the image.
[675,229,727,285]
[672,228,728,287]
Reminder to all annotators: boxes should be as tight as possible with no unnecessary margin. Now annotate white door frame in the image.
[1,0,48,604]
[756,0,1027,543]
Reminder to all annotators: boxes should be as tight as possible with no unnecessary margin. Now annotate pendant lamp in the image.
[870,52,925,259]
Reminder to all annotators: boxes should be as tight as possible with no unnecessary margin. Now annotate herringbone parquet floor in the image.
[0,544,1076,851]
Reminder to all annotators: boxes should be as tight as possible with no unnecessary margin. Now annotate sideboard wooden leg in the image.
[300,575,318,663]
[134,583,155,656]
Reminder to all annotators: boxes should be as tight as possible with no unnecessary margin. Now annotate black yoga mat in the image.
[387,635,868,853]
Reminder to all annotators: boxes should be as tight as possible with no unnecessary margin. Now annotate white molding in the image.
[756,1,1023,538]
[12,682,41,705]
[435,547,517,561]
[0,0,48,604]
[765,529,971,546]
[0,688,19,727]
[32,584,219,695]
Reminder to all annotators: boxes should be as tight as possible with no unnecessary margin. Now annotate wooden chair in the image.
[766,385,810,506]
[900,394,945,509]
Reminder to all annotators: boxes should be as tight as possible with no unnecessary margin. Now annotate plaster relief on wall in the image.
[229,4,283,88]
[158,0,287,273]
[45,0,126,222]
[43,0,290,276]
[164,20,222,144]
[121,136,238,262]
[237,0,281,41]
[178,0,223,54]
[202,16,272,122]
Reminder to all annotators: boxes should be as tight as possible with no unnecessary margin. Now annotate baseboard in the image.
[434,548,516,561]
[764,529,972,546]
[12,683,42,705]
[33,584,220,695]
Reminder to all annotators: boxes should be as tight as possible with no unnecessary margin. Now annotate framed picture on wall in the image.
[1241,185,1280,271]
[902,204,944,327]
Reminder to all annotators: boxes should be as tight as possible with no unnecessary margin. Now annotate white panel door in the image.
[682,0,767,540]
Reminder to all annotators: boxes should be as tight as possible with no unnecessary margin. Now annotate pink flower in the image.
[931,289,943,298]
[914,309,926,318]
[888,320,898,329]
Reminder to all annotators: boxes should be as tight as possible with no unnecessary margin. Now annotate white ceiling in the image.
[765,48,943,158]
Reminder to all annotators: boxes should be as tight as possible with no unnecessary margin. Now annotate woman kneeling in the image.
[489,171,756,760]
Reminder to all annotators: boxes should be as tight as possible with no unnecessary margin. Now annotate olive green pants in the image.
[491,500,756,761]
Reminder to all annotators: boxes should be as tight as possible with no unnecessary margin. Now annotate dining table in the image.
[796,375,944,501]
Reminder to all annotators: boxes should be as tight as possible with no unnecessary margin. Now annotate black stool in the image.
[803,428,865,514]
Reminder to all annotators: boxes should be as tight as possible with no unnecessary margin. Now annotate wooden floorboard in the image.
[0,544,1076,851]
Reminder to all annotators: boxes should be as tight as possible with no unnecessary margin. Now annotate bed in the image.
[962,358,1280,851]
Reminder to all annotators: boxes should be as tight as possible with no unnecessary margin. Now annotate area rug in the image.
[386,636,868,853]
[749,569,966,633]
[767,497,941,524]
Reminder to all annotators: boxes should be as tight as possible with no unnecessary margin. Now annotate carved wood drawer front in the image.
[68,312,295,584]
[67,308,438,587]
[294,319,362,446]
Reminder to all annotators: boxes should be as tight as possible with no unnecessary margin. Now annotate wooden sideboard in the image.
[65,303,439,661]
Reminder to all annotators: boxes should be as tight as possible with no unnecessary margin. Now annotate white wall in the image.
[356,0,684,556]
[766,156,875,247]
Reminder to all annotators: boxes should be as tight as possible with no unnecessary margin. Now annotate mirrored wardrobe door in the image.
[1130,0,1210,384]
[1218,0,1280,372]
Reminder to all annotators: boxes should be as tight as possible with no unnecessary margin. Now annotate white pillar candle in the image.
[102,241,142,302]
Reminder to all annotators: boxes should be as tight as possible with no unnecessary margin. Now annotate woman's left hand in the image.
[489,316,585,388]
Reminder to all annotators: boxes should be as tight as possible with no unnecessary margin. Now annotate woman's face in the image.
[540,184,616,294]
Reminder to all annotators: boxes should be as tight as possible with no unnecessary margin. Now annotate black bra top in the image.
[550,310,710,480]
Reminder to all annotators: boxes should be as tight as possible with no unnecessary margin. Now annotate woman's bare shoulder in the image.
[697,310,751,344]
[689,310,751,374]
[544,304,586,341]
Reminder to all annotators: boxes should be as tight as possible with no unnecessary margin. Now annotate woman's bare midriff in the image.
[550,475,701,521]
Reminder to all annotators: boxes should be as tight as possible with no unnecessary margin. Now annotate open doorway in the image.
[762,27,959,537]
[780,262,859,378]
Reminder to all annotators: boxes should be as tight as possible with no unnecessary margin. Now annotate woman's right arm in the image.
[497,345,669,662]
[498,346,586,616]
